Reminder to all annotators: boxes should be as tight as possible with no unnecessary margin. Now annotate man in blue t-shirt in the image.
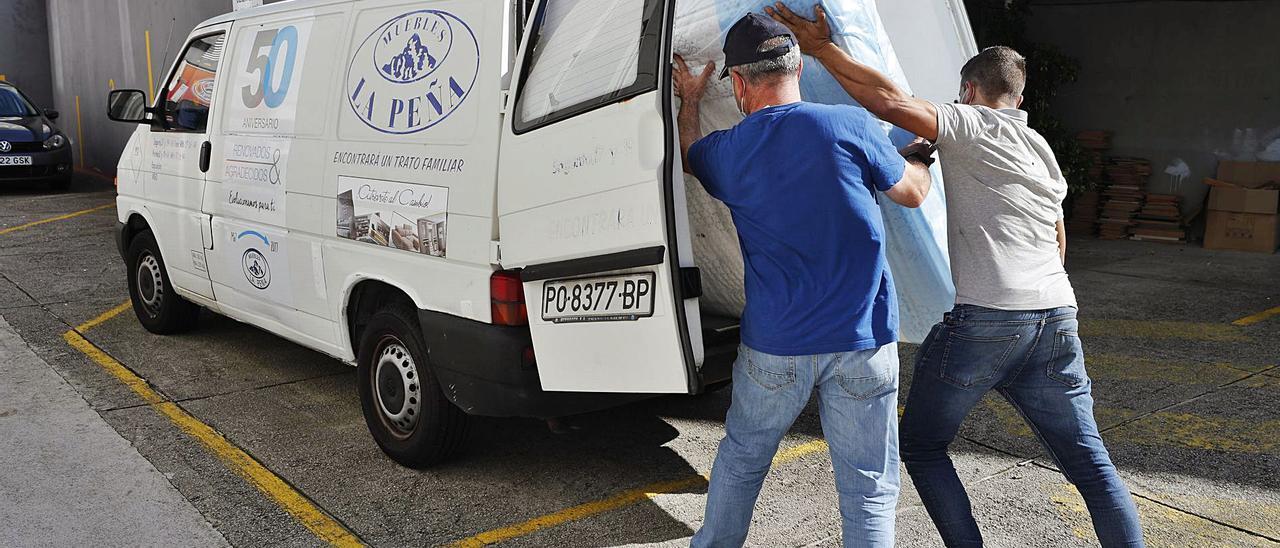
[674,13,933,548]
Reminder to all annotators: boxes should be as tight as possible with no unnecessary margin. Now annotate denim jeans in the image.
[900,304,1144,547]
[692,343,901,548]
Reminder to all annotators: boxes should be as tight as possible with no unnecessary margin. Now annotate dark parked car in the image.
[0,82,73,190]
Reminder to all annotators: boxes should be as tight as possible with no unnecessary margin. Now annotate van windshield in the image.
[0,88,39,117]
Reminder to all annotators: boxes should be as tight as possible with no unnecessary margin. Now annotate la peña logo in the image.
[345,10,480,135]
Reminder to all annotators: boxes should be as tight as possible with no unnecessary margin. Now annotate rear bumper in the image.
[0,147,73,181]
[418,309,652,417]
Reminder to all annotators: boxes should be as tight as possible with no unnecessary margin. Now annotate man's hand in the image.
[765,3,834,57]
[674,55,716,174]
[673,55,715,104]
[899,137,938,167]
[766,3,940,140]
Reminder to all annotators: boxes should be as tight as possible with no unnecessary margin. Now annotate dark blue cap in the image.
[720,12,797,79]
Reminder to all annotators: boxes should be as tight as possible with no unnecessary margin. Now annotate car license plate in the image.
[0,156,33,166]
[541,272,655,323]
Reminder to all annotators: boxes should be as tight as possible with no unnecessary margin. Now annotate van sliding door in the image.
[497,0,702,393]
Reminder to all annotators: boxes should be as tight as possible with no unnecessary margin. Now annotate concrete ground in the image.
[1,176,1277,547]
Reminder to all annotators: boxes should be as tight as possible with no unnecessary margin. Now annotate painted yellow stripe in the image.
[145,30,155,98]
[449,439,830,547]
[74,95,85,168]
[0,203,114,236]
[63,305,363,547]
[76,301,133,332]
[1233,306,1280,327]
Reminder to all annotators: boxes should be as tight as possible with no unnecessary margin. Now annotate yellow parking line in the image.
[449,439,830,547]
[0,203,114,236]
[1233,306,1280,327]
[64,302,363,547]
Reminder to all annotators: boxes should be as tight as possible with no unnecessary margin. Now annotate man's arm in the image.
[673,55,716,174]
[885,159,932,208]
[1056,219,1068,265]
[768,3,939,141]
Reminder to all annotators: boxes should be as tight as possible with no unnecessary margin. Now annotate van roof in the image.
[197,0,352,28]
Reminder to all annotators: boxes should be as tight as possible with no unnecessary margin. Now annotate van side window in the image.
[159,33,226,132]
[512,0,663,133]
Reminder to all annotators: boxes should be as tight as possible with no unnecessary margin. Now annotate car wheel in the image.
[125,230,200,334]
[48,175,72,192]
[357,305,469,468]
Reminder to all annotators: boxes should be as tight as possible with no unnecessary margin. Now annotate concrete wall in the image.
[0,0,54,108]
[45,0,243,174]
[1028,1,1280,212]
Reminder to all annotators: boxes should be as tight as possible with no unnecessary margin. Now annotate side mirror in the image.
[44,109,59,120]
[107,89,150,124]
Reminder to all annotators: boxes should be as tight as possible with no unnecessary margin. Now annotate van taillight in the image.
[490,270,528,326]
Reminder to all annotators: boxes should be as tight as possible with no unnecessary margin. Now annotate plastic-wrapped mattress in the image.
[674,0,957,343]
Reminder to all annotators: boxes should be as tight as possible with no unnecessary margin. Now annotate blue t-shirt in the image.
[688,102,905,355]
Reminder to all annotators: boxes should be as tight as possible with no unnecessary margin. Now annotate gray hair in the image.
[960,46,1027,100]
[733,36,801,83]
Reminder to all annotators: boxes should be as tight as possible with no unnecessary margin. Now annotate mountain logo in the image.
[235,230,274,290]
[241,248,271,289]
[381,34,438,83]
[345,9,480,135]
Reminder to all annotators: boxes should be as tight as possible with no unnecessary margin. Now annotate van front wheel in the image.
[125,230,200,334]
[357,306,468,468]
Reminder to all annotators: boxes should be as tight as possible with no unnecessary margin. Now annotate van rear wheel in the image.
[125,230,200,334]
[357,305,468,468]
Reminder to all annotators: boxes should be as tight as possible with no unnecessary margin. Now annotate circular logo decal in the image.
[345,10,480,135]
[241,248,271,290]
[192,78,216,104]
[0,141,11,153]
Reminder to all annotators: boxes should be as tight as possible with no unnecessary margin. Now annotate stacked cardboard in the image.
[1066,130,1112,236]
[1096,158,1151,240]
[1204,161,1280,253]
[1076,130,1111,182]
[1131,194,1185,243]
[1067,190,1101,235]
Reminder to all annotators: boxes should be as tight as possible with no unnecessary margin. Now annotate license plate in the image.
[541,272,655,323]
[0,156,33,166]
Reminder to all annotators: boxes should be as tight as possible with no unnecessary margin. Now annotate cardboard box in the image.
[1203,161,1280,253]
[1204,211,1279,253]
[1207,187,1279,215]
[1216,161,1280,188]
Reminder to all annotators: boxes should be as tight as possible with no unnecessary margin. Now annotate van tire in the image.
[357,305,468,468]
[125,230,200,334]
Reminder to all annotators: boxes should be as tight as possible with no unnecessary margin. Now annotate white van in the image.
[107,0,739,467]
[106,0,971,468]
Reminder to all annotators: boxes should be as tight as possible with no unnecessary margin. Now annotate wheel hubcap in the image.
[373,339,421,436]
[136,253,164,316]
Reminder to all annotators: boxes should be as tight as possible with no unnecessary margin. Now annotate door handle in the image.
[199,141,211,173]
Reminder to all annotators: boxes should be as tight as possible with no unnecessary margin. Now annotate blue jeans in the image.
[692,344,901,548]
[900,305,1144,547]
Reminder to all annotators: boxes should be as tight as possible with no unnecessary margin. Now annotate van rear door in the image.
[497,0,703,394]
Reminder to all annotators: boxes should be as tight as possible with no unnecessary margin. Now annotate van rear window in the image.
[513,0,663,133]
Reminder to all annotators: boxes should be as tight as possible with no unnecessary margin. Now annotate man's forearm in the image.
[812,42,907,119]
[678,102,703,174]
